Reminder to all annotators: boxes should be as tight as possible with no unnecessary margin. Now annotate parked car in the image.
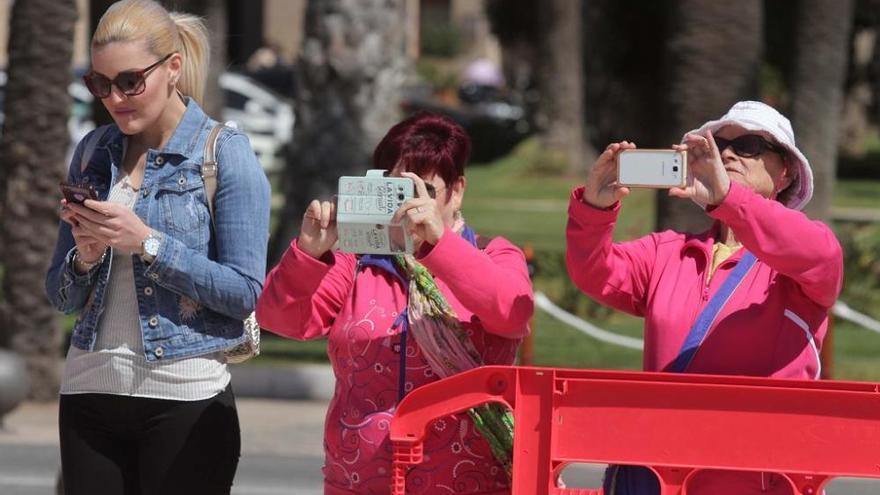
[400,83,533,164]
[220,71,294,175]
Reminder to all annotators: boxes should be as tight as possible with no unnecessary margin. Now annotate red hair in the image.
[372,112,471,186]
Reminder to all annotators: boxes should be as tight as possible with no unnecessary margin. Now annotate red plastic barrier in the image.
[390,366,880,494]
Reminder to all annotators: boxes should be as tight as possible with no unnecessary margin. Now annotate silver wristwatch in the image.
[141,230,162,263]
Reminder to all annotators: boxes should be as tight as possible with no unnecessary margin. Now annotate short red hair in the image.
[372,112,471,186]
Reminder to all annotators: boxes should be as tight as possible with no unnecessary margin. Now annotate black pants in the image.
[59,385,240,495]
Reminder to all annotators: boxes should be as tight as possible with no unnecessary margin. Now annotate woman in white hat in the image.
[566,101,844,495]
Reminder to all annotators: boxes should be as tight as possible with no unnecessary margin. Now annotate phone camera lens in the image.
[672,166,679,172]
[398,193,405,201]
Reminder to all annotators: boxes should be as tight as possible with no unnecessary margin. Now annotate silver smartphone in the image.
[617,149,687,188]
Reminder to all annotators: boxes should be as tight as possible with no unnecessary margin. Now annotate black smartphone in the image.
[59,181,98,205]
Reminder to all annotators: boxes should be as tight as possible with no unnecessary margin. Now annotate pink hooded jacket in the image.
[257,228,533,495]
[566,181,844,494]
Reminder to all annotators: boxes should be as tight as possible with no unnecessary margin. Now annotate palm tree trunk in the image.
[789,0,854,222]
[535,0,593,174]
[269,0,411,263]
[657,0,763,233]
[0,0,78,400]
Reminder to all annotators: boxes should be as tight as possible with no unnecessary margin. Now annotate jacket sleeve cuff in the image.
[707,181,750,222]
[569,186,621,224]
[63,247,100,286]
[417,226,469,270]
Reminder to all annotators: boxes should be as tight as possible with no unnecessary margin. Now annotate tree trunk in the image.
[789,0,854,221]
[269,0,412,263]
[0,0,78,400]
[535,0,592,175]
[89,0,116,127]
[657,0,763,233]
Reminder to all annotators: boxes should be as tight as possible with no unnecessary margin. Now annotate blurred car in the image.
[220,71,294,175]
[400,83,533,164]
[1,70,294,176]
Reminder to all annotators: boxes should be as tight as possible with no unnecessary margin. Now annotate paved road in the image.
[1,400,876,494]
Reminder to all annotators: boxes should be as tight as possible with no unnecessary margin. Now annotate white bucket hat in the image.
[684,100,813,211]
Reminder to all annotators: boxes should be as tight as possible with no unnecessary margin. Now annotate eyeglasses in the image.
[713,134,785,158]
[83,53,174,99]
[424,183,447,199]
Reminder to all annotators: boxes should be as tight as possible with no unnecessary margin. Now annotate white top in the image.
[60,176,230,401]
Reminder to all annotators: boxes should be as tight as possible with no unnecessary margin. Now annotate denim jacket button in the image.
[142,188,149,198]
[144,286,153,296]
[177,176,186,187]
[154,347,164,357]
[148,316,159,327]
[155,155,165,165]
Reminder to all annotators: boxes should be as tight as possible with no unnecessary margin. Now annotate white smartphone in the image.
[336,169,415,255]
[617,149,687,188]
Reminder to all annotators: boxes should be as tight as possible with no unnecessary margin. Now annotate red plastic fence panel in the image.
[390,366,880,495]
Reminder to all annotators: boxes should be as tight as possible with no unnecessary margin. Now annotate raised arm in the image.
[256,240,356,340]
[419,230,534,337]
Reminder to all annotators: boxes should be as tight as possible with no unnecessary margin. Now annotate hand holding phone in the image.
[582,141,636,209]
[59,181,98,205]
[617,149,687,189]
[336,169,415,255]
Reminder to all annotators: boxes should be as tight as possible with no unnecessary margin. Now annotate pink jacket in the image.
[566,181,843,379]
[566,182,844,494]
[257,227,533,495]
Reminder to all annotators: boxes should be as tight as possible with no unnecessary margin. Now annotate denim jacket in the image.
[45,99,271,362]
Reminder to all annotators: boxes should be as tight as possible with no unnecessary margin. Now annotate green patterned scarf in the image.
[393,251,515,479]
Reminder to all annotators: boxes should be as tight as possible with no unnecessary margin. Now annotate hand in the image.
[299,199,337,259]
[669,130,731,207]
[61,199,108,263]
[582,141,636,209]
[392,172,445,246]
[65,199,152,255]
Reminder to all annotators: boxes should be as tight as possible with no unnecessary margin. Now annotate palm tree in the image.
[535,0,593,174]
[789,0,855,222]
[0,0,78,400]
[656,0,763,233]
[269,0,412,262]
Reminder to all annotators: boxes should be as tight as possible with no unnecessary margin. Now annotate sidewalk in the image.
[0,395,329,458]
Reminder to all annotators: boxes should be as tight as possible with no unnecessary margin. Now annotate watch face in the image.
[144,236,160,256]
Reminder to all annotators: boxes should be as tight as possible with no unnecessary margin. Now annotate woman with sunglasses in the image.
[566,101,843,495]
[256,112,534,495]
[45,1,270,493]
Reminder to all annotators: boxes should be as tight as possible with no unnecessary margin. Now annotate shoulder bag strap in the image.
[79,125,111,174]
[202,123,225,220]
[668,250,759,373]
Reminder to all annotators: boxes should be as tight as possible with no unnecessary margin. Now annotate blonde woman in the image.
[45,1,270,493]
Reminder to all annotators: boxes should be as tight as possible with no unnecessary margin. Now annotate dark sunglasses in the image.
[83,53,174,99]
[713,134,785,158]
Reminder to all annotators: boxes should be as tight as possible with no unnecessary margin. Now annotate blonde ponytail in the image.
[168,12,209,104]
[92,0,209,104]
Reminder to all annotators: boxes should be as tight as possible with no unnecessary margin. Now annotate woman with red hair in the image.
[257,112,534,494]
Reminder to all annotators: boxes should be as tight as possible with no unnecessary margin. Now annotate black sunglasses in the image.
[83,53,174,99]
[713,134,785,158]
